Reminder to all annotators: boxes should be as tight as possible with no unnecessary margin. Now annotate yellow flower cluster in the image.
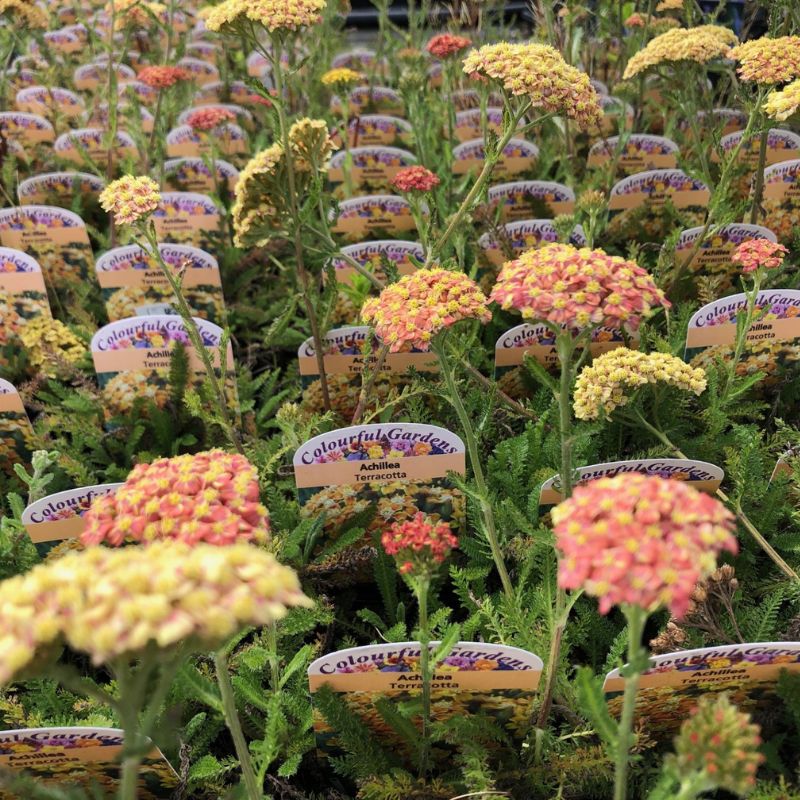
[573,347,707,420]
[0,541,311,684]
[321,67,365,88]
[623,26,737,79]
[764,78,800,120]
[232,119,335,247]
[19,318,85,378]
[205,0,326,33]
[728,36,800,84]
[0,0,48,28]
[655,0,684,11]
[461,43,602,130]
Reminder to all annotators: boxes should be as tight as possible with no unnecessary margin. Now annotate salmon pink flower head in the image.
[490,243,669,332]
[732,238,788,275]
[81,450,270,547]
[427,34,472,59]
[390,165,440,193]
[552,474,737,617]
[361,267,491,352]
[0,540,311,683]
[186,106,237,131]
[382,512,458,575]
[728,36,800,85]
[624,12,645,27]
[205,0,326,33]
[137,65,191,89]
[462,43,602,130]
[99,175,161,226]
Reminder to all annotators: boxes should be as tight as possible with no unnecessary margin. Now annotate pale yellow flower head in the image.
[0,0,48,28]
[764,78,800,121]
[205,0,326,33]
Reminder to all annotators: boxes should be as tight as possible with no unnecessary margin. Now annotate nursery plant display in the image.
[4,0,800,798]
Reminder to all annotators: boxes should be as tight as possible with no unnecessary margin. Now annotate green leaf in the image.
[575,666,618,751]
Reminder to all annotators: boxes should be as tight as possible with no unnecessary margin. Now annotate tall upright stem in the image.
[433,338,514,599]
[749,127,769,225]
[416,576,431,778]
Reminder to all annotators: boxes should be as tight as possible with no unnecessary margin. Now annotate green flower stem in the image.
[613,605,648,800]
[749,125,769,225]
[415,575,432,778]
[722,275,761,399]
[432,338,514,599]
[265,37,332,414]
[141,224,244,454]
[351,343,389,425]
[425,101,531,266]
[215,650,262,800]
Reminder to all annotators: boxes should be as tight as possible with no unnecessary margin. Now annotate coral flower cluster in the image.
[552,474,737,617]
[573,348,707,420]
[382,512,459,575]
[624,13,645,28]
[81,450,270,547]
[462,43,602,130]
[205,0,326,33]
[623,26,737,79]
[0,0,48,28]
[390,165,440,193]
[0,541,311,684]
[99,175,161,226]
[185,107,237,131]
[490,243,669,331]
[764,78,800,120]
[732,239,788,275]
[137,65,191,89]
[671,694,764,794]
[427,33,472,59]
[362,268,491,352]
[728,36,800,84]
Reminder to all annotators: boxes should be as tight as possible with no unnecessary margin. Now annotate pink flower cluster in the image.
[490,243,670,331]
[382,512,458,574]
[81,450,270,547]
[427,33,472,59]
[186,107,237,131]
[552,474,737,617]
[390,165,440,193]
[137,65,190,89]
[732,238,788,275]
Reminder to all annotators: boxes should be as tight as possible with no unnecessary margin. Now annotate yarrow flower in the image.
[82,450,270,547]
[655,0,684,11]
[490,243,669,331]
[573,348,707,420]
[205,0,326,33]
[0,541,311,684]
[764,78,800,121]
[552,474,737,617]
[0,0,48,28]
[361,268,491,352]
[321,67,364,88]
[427,33,472,59]
[728,36,800,84]
[382,512,458,575]
[462,43,602,130]
[99,175,161,226]
[732,239,788,275]
[185,107,237,131]
[623,26,737,79]
[137,65,191,89]
[19,318,85,378]
[669,694,764,794]
[390,165,440,193]
[624,12,645,27]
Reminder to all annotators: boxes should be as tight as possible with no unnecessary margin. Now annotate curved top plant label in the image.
[345,115,413,147]
[539,457,724,505]
[163,157,239,194]
[165,123,247,158]
[298,325,438,377]
[452,137,538,179]
[18,172,106,206]
[54,128,137,165]
[0,111,54,144]
[16,86,84,118]
[608,169,710,211]
[345,86,404,117]
[176,56,219,85]
[685,289,800,357]
[602,642,800,736]
[587,134,679,174]
[695,107,749,136]
[328,146,417,186]
[487,180,576,221]
[194,80,252,105]
[453,106,508,142]
[593,95,634,136]
[22,483,123,545]
[119,80,158,105]
[331,47,385,72]
[332,194,418,238]
[186,41,221,64]
[0,378,33,472]
[719,128,800,168]
[0,245,50,318]
[152,192,222,251]
[0,378,25,414]
[448,89,503,111]
[675,223,776,279]
[479,219,587,267]
[762,159,800,244]
[293,422,465,490]
[73,61,135,90]
[331,239,423,284]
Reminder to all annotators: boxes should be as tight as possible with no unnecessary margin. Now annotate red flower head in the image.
[390,165,440,193]
[382,512,458,575]
[185,107,237,131]
[552,474,737,617]
[137,65,190,89]
[732,238,788,275]
[427,33,472,59]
